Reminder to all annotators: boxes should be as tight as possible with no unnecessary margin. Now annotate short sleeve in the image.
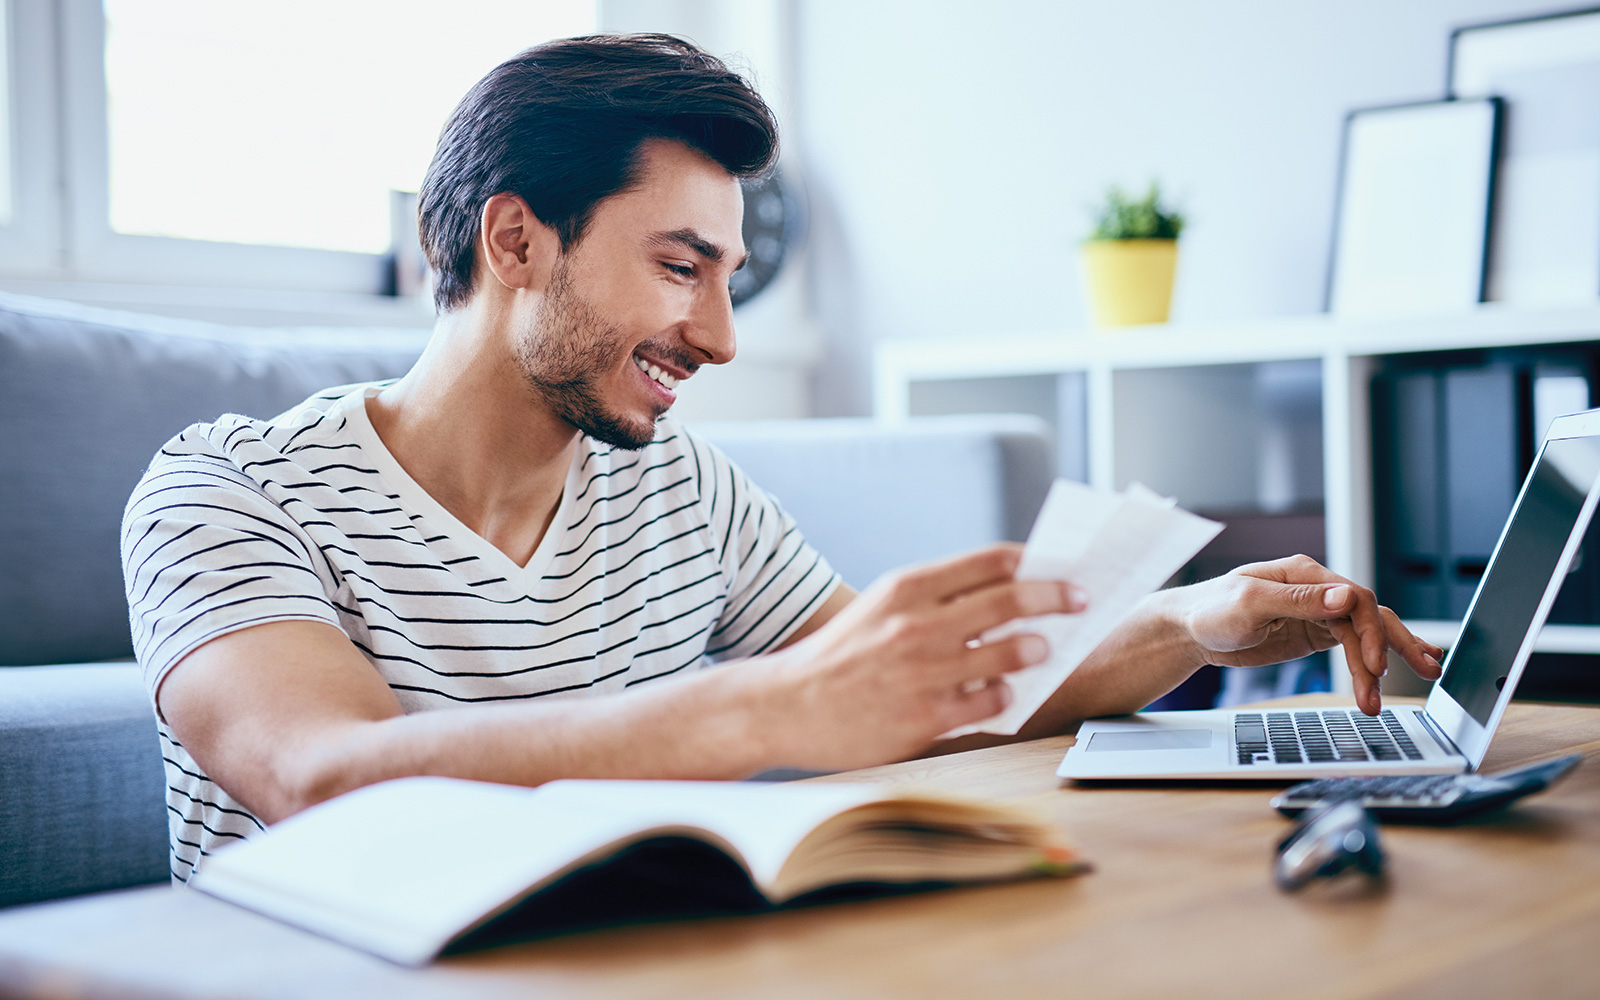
[121,445,340,697]
[690,434,842,660]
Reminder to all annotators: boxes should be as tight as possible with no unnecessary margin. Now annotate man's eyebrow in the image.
[649,228,751,270]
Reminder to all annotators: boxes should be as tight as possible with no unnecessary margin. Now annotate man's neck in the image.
[366,305,580,568]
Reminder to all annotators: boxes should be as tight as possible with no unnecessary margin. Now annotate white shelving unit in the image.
[873,302,1600,693]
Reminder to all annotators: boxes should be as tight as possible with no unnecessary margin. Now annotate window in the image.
[2,0,595,292]
[0,3,11,227]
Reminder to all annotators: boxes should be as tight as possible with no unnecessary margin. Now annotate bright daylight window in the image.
[102,0,596,255]
[0,2,12,228]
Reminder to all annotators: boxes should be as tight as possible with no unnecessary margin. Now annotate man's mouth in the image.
[633,354,681,390]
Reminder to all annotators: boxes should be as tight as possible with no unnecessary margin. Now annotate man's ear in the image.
[477,193,560,294]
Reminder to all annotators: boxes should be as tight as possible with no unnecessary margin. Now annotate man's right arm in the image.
[158,545,1080,824]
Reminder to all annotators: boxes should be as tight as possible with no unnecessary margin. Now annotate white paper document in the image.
[943,479,1223,738]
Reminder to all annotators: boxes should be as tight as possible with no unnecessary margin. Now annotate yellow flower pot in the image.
[1081,239,1178,328]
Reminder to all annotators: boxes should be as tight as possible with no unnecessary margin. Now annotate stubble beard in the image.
[516,258,666,451]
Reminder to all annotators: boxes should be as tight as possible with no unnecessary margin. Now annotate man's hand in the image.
[757,544,1084,770]
[1172,554,1444,715]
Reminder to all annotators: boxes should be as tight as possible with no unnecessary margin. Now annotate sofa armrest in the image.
[0,663,169,907]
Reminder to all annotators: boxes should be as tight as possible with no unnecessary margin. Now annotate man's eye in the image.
[664,262,695,278]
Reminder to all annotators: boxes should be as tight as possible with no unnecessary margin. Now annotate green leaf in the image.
[1087,181,1185,241]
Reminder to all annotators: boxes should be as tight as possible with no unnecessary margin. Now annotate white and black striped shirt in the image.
[121,383,840,881]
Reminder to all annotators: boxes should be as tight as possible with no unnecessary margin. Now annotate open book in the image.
[191,777,1083,966]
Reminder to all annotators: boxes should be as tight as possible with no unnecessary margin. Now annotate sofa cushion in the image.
[0,662,169,906]
[0,293,427,665]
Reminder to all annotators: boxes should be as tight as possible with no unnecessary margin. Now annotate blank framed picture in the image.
[1450,8,1600,305]
[1326,98,1501,319]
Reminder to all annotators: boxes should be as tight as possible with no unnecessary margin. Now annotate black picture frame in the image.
[1324,98,1502,317]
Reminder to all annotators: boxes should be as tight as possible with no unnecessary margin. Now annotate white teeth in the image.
[634,356,679,390]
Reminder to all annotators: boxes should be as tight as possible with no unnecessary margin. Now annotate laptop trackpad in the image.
[1086,729,1213,752]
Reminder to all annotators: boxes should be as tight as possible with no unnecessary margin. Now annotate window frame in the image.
[0,0,64,276]
[57,0,387,292]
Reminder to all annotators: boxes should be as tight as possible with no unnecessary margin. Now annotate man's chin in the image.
[568,408,664,451]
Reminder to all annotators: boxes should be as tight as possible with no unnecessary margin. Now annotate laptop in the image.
[1058,406,1600,781]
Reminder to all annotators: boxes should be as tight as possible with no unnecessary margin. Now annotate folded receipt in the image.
[943,479,1223,738]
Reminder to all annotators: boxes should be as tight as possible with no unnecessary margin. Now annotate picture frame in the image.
[1449,7,1600,304]
[1325,98,1501,318]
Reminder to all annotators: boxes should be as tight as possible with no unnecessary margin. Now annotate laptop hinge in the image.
[1415,710,1467,761]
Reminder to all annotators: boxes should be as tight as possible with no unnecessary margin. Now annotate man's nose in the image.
[684,286,737,367]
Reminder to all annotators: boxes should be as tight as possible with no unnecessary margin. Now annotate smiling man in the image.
[122,34,1441,883]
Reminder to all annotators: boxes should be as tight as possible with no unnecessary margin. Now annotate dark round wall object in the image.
[730,169,805,308]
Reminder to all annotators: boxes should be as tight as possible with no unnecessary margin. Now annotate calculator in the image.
[1271,754,1581,824]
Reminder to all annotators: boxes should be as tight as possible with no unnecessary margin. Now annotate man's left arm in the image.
[956,554,1446,750]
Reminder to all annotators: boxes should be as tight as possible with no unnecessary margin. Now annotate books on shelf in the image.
[191,777,1084,966]
[1373,357,1600,624]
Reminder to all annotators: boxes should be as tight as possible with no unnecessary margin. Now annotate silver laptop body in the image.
[1059,406,1600,781]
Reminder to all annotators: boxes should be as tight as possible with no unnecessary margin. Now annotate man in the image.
[122,34,1441,882]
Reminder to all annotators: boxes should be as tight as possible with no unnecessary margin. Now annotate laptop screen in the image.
[1439,431,1600,724]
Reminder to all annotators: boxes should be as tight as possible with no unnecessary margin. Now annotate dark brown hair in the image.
[418,33,779,312]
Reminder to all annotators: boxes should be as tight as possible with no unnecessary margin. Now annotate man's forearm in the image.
[161,620,803,825]
[1034,588,1206,726]
[307,663,787,804]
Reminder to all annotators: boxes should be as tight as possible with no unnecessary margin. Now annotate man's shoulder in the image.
[131,383,378,514]
[149,383,373,469]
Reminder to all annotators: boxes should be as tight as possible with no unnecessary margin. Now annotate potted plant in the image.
[1081,183,1184,328]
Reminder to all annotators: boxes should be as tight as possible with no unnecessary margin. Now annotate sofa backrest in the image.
[0,293,427,666]
[698,416,1053,590]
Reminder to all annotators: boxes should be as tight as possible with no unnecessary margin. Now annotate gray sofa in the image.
[0,291,1052,909]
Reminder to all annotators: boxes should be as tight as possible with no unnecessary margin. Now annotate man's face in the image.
[515,139,747,450]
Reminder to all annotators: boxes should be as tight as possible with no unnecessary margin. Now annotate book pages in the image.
[943,479,1223,738]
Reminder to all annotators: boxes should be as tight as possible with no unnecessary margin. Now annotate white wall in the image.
[794,0,1563,416]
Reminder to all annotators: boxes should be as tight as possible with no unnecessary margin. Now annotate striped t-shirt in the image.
[121,382,841,882]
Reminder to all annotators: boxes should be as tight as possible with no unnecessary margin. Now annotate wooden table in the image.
[2,696,1598,1000]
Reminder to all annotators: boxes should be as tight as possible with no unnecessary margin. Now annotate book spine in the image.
[1373,368,1447,619]
[1443,364,1521,619]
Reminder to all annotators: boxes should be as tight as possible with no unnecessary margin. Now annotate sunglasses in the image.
[1274,800,1386,891]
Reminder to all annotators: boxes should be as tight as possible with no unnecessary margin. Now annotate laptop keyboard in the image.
[1233,709,1424,766]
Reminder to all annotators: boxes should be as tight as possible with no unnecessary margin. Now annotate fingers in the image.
[1328,590,1446,714]
[1326,583,1390,716]
[946,578,1088,639]
[1380,606,1445,680]
[883,544,1025,606]
[959,631,1053,680]
[1310,582,1383,678]
[940,677,1011,731]
[1236,563,1391,716]
[1330,619,1382,715]
[1256,571,1389,681]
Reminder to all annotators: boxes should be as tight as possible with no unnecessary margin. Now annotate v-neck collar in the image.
[338,385,584,592]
